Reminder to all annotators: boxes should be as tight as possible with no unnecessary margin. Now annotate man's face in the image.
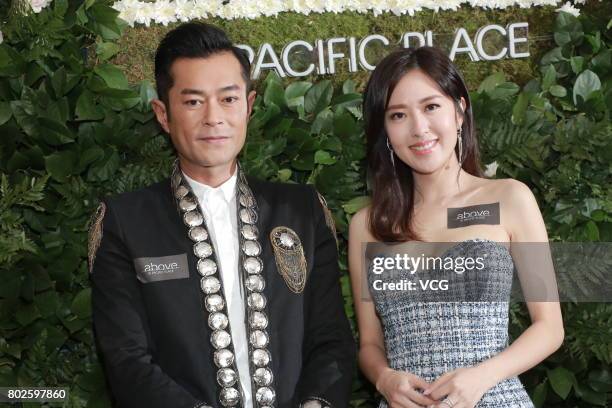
[152,52,256,176]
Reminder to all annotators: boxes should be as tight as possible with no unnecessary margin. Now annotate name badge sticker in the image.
[133,253,190,283]
[447,202,500,228]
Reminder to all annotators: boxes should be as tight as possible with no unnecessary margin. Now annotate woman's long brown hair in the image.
[363,47,483,242]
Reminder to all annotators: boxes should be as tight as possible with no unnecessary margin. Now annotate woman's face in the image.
[384,68,465,175]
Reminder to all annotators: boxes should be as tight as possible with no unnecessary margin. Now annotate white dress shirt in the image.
[183,170,253,407]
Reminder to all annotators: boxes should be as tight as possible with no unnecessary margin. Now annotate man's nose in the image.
[202,101,223,126]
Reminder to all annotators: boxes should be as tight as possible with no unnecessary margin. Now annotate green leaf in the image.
[541,65,556,90]
[570,56,584,74]
[45,150,77,181]
[15,303,41,326]
[285,81,312,100]
[263,79,286,109]
[585,220,600,241]
[71,288,92,319]
[531,381,548,408]
[76,90,104,121]
[478,72,505,93]
[0,101,11,125]
[305,80,333,116]
[94,64,129,89]
[139,80,157,108]
[38,118,75,145]
[96,42,120,61]
[549,85,567,98]
[511,92,529,125]
[342,196,370,214]
[314,150,336,165]
[342,79,356,94]
[277,169,292,182]
[573,69,601,105]
[488,82,519,99]
[548,367,576,399]
[87,4,123,40]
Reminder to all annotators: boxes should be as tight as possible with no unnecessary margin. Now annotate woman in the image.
[348,47,564,408]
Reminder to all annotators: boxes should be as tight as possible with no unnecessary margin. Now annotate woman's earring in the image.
[457,127,463,166]
[386,138,395,168]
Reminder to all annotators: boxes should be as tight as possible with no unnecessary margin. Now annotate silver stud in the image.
[238,182,250,195]
[241,224,258,240]
[246,275,265,292]
[174,185,189,199]
[247,293,267,310]
[255,387,275,405]
[189,226,208,242]
[252,349,270,367]
[279,232,295,248]
[205,294,225,312]
[239,208,257,224]
[243,257,263,274]
[179,196,198,212]
[253,367,273,386]
[197,258,217,276]
[217,368,238,387]
[201,277,221,294]
[249,330,269,348]
[220,386,240,407]
[249,311,268,330]
[243,240,261,257]
[211,330,232,349]
[194,242,213,258]
[214,349,234,368]
[184,211,204,227]
[209,312,229,330]
[239,194,255,208]
[172,173,182,189]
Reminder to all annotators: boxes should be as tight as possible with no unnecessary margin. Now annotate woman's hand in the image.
[376,367,438,408]
[423,367,491,408]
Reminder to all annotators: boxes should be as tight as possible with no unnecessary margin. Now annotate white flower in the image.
[30,0,51,13]
[484,161,499,178]
[153,0,177,25]
[556,1,580,17]
[111,0,580,25]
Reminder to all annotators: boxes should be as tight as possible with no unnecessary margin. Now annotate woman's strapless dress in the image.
[367,239,534,408]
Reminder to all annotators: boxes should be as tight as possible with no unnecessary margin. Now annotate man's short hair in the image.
[154,22,252,109]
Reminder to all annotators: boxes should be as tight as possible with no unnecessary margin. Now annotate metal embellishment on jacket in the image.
[269,226,307,294]
[170,161,276,408]
[88,202,106,273]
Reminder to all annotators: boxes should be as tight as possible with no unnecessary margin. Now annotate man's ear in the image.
[246,90,257,117]
[151,99,170,133]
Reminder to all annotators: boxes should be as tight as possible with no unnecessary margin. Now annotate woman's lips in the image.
[409,139,438,155]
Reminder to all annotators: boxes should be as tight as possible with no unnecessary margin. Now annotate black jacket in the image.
[90,176,356,408]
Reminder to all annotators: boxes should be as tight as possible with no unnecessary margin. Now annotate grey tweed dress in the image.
[367,239,534,408]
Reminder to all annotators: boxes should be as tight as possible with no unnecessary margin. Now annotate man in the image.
[89,22,355,408]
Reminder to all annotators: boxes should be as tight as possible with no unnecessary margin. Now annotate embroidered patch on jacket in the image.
[270,226,308,293]
[447,202,500,228]
[316,192,338,245]
[88,202,106,273]
[133,253,190,283]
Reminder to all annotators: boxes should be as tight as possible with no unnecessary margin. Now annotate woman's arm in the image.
[471,179,564,384]
[425,180,564,404]
[348,208,437,408]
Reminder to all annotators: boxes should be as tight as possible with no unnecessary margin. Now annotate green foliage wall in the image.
[0,0,610,407]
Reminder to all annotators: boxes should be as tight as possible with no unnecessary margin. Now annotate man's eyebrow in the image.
[179,84,241,95]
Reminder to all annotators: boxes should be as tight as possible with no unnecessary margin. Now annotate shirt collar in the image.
[182,168,237,204]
